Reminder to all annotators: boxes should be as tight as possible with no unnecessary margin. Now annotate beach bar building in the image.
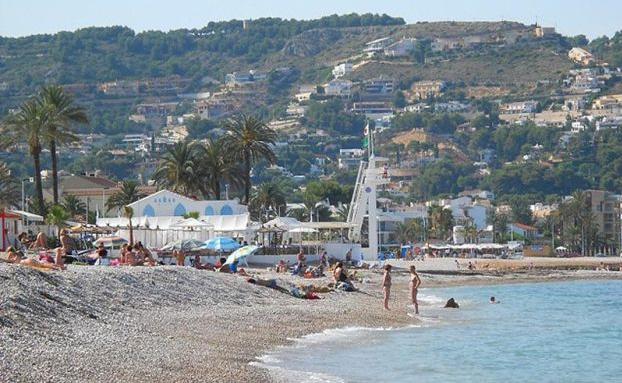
[96,190,252,248]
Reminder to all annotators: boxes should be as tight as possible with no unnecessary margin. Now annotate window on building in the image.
[174,203,187,216]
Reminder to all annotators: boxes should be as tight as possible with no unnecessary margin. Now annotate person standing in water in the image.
[410,265,422,314]
[382,264,392,310]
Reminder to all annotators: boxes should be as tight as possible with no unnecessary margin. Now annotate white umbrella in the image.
[224,245,260,265]
[169,218,211,229]
[288,227,318,233]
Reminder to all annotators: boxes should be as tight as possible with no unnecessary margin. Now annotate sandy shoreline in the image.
[1,262,622,382]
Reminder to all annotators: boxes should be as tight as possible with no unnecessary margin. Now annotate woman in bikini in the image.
[382,264,392,310]
[410,265,422,314]
[6,247,63,270]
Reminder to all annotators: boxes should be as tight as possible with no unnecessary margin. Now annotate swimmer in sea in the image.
[490,296,500,304]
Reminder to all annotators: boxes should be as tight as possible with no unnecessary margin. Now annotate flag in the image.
[362,123,369,148]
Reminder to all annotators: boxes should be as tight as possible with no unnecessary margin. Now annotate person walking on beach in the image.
[382,264,392,310]
[410,265,422,314]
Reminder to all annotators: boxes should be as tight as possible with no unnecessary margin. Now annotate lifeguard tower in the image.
[347,126,390,259]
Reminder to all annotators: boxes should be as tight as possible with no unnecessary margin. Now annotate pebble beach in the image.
[2,260,622,382]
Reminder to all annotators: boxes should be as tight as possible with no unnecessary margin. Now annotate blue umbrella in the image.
[201,236,241,252]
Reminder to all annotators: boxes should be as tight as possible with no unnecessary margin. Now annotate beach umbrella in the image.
[224,245,259,265]
[201,236,240,252]
[161,239,205,251]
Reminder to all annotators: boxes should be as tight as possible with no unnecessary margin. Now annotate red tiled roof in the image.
[512,222,538,231]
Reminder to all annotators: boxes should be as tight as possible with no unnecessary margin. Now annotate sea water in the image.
[257,280,622,383]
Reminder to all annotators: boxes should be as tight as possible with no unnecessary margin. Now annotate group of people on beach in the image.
[382,264,422,313]
[118,242,157,266]
[5,229,76,270]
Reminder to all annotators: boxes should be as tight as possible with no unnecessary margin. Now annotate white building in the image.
[596,117,622,131]
[434,101,469,113]
[384,38,417,57]
[96,190,252,248]
[500,100,539,114]
[364,78,395,95]
[332,63,353,79]
[351,102,394,120]
[364,37,393,56]
[324,80,352,97]
[434,196,489,230]
[572,78,600,93]
[338,148,365,169]
[122,190,246,217]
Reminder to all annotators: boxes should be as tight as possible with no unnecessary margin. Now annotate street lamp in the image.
[21,177,33,211]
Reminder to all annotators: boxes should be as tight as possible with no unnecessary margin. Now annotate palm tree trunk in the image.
[128,217,134,245]
[244,151,251,204]
[214,180,221,201]
[50,139,59,204]
[33,152,46,215]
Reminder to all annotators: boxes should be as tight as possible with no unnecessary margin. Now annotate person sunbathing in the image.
[174,250,185,266]
[29,232,48,250]
[55,247,65,269]
[87,243,110,266]
[6,247,64,270]
[276,259,287,273]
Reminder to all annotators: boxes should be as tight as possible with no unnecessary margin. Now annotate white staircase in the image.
[348,160,368,241]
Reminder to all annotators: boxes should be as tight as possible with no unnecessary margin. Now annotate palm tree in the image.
[560,191,597,256]
[40,85,88,204]
[464,221,479,244]
[224,114,277,204]
[249,181,286,221]
[106,181,145,213]
[428,205,454,240]
[152,141,200,196]
[334,204,350,222]
[408,218,425,243]
[287,206,309,222]
[124,206,134,245]
[62,195,86,220]
[197,138,243,199]
[1,99,50,215]
[46,204,70,238]
[394,222,413,245]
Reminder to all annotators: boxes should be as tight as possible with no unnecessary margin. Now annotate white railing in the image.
[348,160,367,241]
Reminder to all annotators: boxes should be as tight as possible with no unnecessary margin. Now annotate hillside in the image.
[0,17,582,112]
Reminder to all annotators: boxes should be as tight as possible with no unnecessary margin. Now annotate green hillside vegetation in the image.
[0,14,404,95]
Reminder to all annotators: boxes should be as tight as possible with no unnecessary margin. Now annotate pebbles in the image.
[0,265,416,382]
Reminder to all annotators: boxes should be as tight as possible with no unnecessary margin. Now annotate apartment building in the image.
[586,190,621,249]
[384,38,417,57]
[324,79,352,97]
[592,94,622,110]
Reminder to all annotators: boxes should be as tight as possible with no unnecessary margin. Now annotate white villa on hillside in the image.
[332,63,353,79]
